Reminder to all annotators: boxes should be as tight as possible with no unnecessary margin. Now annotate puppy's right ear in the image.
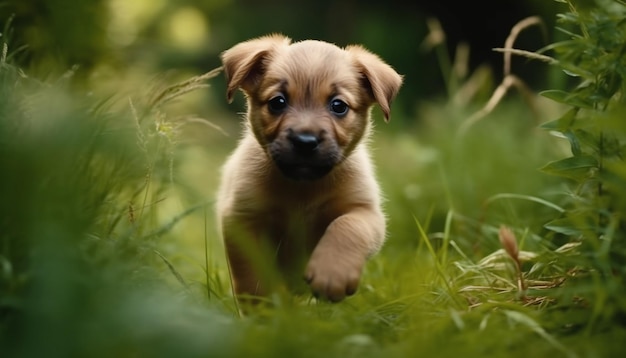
[221,34,291,103]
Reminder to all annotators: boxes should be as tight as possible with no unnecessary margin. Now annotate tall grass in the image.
[0,33,233,355]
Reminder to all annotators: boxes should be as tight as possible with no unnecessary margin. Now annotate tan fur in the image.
[216,34,403,305]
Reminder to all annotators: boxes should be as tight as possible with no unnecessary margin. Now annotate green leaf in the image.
[539,89,569,103]
[563,131,582,156]
[540,108,578,131]
[540,154,598,180]
[574,129,600,153]
[544,218,583,236]
[560,63,593,79]
[545,212,599,237]
[539,90,594,109]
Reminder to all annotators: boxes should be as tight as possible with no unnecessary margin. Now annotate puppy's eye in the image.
[268,95,288,114]
[329,99,349,117]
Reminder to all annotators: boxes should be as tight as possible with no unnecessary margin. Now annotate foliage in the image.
[399,0,626,349]
[536,0,626,329]
[0,31,225,356]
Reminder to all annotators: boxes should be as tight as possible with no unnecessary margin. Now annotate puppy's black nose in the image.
[288,132,319,153]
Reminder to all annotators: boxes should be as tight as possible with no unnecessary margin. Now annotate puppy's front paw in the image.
[304,250,365,302]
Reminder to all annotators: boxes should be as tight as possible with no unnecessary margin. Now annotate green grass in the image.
[3,1,626,356]
[0,64,620,358]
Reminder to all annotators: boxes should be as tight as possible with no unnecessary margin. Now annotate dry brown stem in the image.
[458,16,550,136]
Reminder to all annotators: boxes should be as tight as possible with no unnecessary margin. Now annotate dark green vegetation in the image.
[2,1,626,357]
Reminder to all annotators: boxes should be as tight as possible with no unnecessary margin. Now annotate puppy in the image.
[216,34,402,305]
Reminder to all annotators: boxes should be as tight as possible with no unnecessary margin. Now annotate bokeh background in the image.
[1,0,563,117]
[0,0,567,243]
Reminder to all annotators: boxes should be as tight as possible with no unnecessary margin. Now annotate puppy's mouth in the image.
[268,130,341,181]
[274,161,334,181]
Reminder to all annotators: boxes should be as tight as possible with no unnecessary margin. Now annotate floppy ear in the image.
[221,34,291,102]
[346,45,403,122]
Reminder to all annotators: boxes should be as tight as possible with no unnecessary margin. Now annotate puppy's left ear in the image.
[347,46,403,122]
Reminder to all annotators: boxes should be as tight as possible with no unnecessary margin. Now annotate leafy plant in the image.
[535,0,626,329]
[420,0,626,339]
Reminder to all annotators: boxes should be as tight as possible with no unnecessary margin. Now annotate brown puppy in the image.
[216,34,402,305]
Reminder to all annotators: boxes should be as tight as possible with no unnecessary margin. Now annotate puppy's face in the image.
[222,34,403,181]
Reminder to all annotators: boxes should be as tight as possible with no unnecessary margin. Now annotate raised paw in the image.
[304,251,365,302]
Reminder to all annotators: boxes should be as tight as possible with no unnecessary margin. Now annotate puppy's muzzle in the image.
[270,129,338,181]
[288,131,320,154]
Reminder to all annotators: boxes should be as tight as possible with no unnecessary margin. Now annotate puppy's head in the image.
[221,34,403,181]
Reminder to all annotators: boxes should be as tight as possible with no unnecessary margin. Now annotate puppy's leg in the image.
[224,241,263,300]
[222,219,269,306]
[222,216,289,310]
[304,207,384,302]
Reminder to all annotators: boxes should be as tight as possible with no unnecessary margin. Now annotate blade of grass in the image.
[413,215,463,307]
[484,193,565,213]
[503,310,577,358]
[440,210,453,266]
[204,204,212,301]
[153,249,190,293]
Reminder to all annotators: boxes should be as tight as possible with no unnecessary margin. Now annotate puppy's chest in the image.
[272,203,327,240]
[269,205,328,274]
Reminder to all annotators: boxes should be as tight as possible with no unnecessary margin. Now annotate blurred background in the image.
[1,0,563,118]
[1,0,568,238]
